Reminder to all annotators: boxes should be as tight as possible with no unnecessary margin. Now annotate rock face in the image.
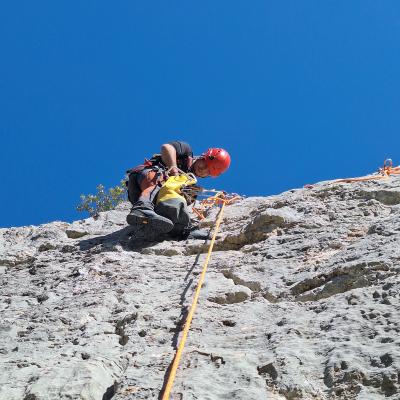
[1,175,400,399]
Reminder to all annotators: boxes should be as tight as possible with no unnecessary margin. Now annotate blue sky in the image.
[1,1,400,227]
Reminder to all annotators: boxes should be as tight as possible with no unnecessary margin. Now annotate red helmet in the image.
[202,148,231,177]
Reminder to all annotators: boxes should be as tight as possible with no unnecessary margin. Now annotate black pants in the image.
[127,167,162,210]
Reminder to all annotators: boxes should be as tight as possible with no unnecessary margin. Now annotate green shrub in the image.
[76,180,127,217]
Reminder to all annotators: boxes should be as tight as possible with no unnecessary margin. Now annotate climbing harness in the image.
[160,192,241,400]
[125,158,192,198]
[304,158,400,188]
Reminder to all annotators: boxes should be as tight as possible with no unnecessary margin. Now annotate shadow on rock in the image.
[78,226,157,252]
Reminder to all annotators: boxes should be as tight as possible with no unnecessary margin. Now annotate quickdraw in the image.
[180,187,243,220]
[304,158,400,188]
[379,158,400,177]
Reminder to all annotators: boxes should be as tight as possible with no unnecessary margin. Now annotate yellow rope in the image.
[161,201,227,400]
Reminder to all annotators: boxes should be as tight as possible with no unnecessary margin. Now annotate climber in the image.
[126,141,231,241]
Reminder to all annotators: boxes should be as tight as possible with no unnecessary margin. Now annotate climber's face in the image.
[192,158,210,178]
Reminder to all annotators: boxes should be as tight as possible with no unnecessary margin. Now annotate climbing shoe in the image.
[126,208,174,240]
[185,228,212,240]
[176,223,212,240]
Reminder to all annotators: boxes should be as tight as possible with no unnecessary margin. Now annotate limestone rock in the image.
[1,176,400,399]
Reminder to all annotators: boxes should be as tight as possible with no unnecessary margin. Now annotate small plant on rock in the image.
[76,180,127,217]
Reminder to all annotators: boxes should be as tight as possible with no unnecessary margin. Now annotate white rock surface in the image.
[1,175,400,399]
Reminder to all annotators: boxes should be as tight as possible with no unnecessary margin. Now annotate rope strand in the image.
[161,201,228,399]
